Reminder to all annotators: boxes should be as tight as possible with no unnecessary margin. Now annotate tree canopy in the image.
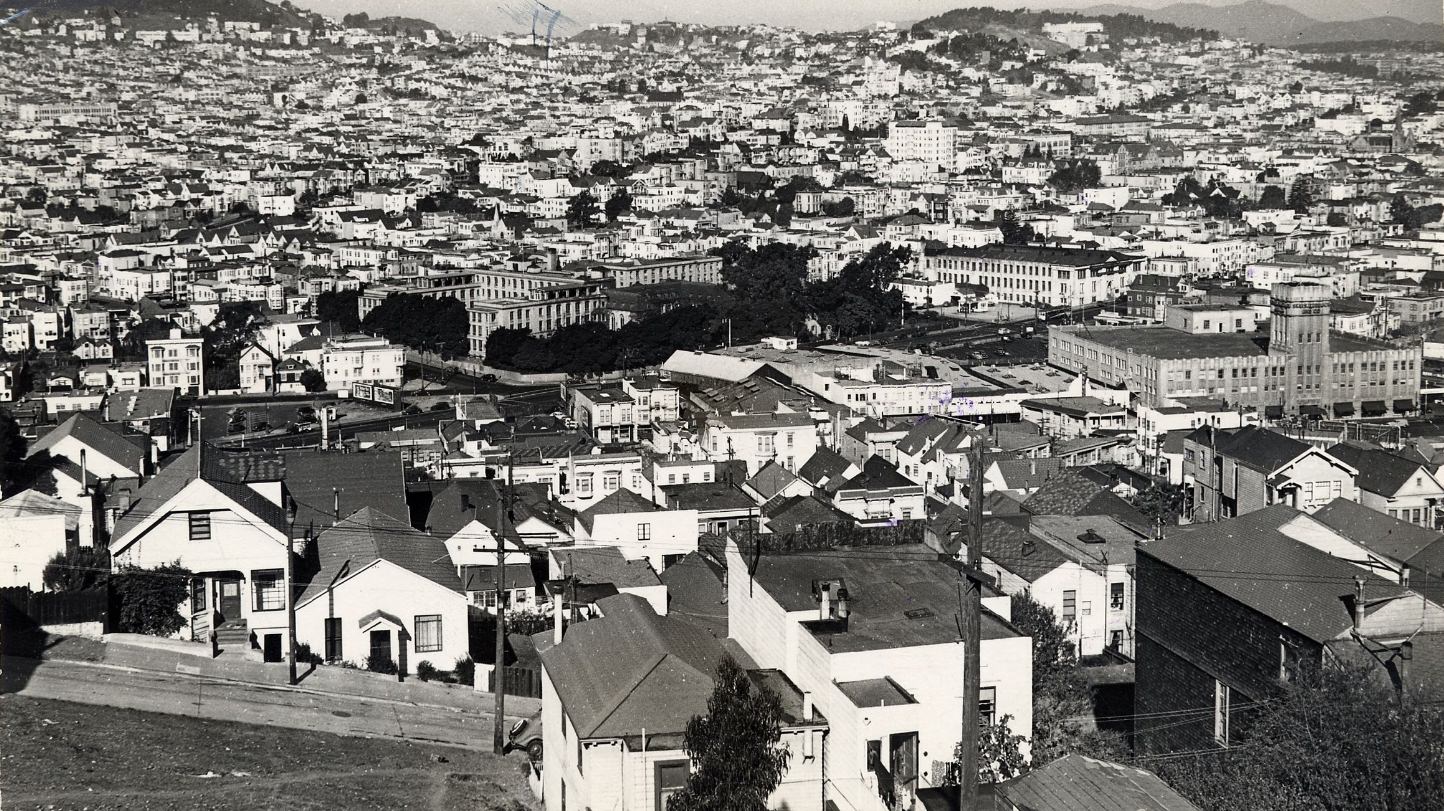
[1046,159,1102,194]
[315,289,361,332]
[360,293,468,358]
[566,191,601,229]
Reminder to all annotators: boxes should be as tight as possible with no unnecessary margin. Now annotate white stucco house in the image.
[295,507,469,673]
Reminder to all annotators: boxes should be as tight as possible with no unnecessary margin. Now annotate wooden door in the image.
[370,629,391,662]
[217,577,242,621]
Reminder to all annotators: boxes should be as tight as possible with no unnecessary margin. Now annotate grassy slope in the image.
[0,695,536,811]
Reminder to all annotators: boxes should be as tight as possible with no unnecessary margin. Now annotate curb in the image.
[9,655,530,719]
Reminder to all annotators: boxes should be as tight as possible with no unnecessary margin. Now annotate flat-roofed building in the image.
[922,244,1146,308]
[1049,282,1421,417]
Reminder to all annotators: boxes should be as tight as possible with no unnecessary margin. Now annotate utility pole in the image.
[958,433,986,810]
[492,451,513,755]
[286,521,297,686]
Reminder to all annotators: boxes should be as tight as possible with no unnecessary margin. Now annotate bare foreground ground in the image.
[0,695,538,810]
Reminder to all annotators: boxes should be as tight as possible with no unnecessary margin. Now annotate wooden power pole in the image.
[492,453,512,755]
[959,433,986,809]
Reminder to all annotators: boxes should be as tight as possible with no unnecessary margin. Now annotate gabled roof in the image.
[297,507,463,606]
[762,494,853,532]
[537,593,726,739]
[579,487,660,533]
[1188,425,1320,474]
[995,754,1200,811]
[838,455,916,492]
[1325,442,1432,496]
[28,411,147,474]
[746,460,801,502]
[1021,471,1151,535]
[797,446,856,493]
[111,444,289,547]
[1148,504,1404,644]
[1308,497,1444,564]
[423,478,523,543]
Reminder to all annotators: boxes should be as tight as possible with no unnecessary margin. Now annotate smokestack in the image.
[80,449,88,496]
[321,405,331,449]
[1401,565,1411,589]
[1353,577,1366,631]
[818,583,831,621]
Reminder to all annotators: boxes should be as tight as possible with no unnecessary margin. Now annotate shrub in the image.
[366,653,398,675]
[454,656,475,686]
[294,642,322,665]
[416,660,438,682]
[112,562,192,637]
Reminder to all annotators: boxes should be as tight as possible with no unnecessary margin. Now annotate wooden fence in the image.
[0,585,111,629]
[488,665,543,698]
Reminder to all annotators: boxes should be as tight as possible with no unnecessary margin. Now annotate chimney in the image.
[818,583,831,621]
[332,487,340,524]
[80,449,88,495]
[1401,564,1411,589]
[836,588,850,626]
[802,691,814,721]
[553,582,565,645]
[321,406,331,449]
[1353,577,1366,631]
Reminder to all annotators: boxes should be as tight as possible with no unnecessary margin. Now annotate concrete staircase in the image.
[214,620,250,655]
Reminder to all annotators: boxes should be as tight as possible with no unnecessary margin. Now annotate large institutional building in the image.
[922,244,1146,308]
[1048,282,1421,417]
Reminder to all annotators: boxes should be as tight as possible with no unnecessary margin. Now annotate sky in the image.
[299,0,1440,33]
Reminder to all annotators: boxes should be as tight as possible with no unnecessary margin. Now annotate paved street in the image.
[1,657,511,750]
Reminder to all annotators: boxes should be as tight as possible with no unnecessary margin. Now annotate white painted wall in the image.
[0,514,67,590]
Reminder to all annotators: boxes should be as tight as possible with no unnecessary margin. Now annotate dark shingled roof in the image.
[284,450,407,539]
[1309,497,1444,564]
[1147,504,1404,644]
[297,507,463,605]
[1325,442,1431,497]
[29,411,147,474]
[1021,471,1151,535]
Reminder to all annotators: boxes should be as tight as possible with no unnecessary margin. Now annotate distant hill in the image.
[366,16,439,32]
[913,6,1219,44]
[1078,0,1444,44]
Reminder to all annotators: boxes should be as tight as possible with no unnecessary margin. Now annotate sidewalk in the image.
[92,634,541,717]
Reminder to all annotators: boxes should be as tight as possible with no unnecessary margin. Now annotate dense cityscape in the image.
[1,1,1443,809]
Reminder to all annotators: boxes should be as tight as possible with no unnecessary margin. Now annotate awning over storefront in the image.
[1362,400,1387,416]
[1300,405,1325,418]
[1265,405,1284,419]
[1395,399,1415,412]
[1333,402,1354,417]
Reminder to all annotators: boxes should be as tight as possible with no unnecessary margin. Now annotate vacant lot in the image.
[0,696,536,810]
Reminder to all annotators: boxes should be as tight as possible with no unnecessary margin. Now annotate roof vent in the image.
[1078,529,1107,544]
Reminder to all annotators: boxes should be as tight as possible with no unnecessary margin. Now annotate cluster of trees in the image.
[1162,175,1247,219]
[1256,178,1315,214]
[913,8,1217,44]
[360,293,469,358]
[203,301,267,391]
[996,210,1038,245]
[1046,159,1102,194]
[485,242,912,374]
[565,190,633,228]
[0,410,56,496]
[1391,195,1444,232]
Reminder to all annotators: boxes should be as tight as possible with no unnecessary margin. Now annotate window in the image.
[758,434,775,456]
[1280,639,1301,683]
[484,590,497,608]
[1214,680,1231,746]
[577,475,593,497]
[252,569,284,611]
[325,617,342,662]
[190,578,207,613]
[1081,601,1092,616]
[1110,582,1125,610]
[978,686,997,727]
[189,512,211,541]
[1062,590,1077,622]
[638,522,651,541]
[656,760,690,811]
[415,615,442,653]
[603,473,620,492]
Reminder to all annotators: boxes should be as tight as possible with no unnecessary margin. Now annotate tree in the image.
[1158,662,1444,811]
[1391,194,1421,230]
[1287,177,1314,214]
[566,191,600,229]
[1326,211,1348,227]
[112,562,192,636]
[668,656,791,811]
[1009,592,1125,765]
[997,209,1036,245]
[25,186,47,205]
[44,547,111,592]
[605,188,634,221]
[360,293,469,358]
[299,368,327,392]
[1258,185,1287,209]
[1046,159,1102,194]
[315,289,361,331]
[342,11,369,27]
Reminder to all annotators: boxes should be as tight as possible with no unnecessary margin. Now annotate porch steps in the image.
[214,620,250,653]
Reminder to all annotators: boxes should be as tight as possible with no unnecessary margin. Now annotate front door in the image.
[217,577,242,622]
[262,633,282,663]
[370,629,391,663]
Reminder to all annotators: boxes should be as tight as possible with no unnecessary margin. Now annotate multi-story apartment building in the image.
[923,244,1146,308]
[593,255,722,288]
[885,120,958,166]
[467,281,608,358]
[319,334,405,392]
[146,329,204,395]
[1050,282,1422,415]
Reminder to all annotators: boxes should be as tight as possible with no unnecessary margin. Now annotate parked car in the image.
[480,373,498,383]
[506,710,543,760]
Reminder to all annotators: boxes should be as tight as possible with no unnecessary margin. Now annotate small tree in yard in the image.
[299,368,327,393]
[112,562,192,636]
[668,656,791,811]
[945,715,1028,786]
[43,546,111,592]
